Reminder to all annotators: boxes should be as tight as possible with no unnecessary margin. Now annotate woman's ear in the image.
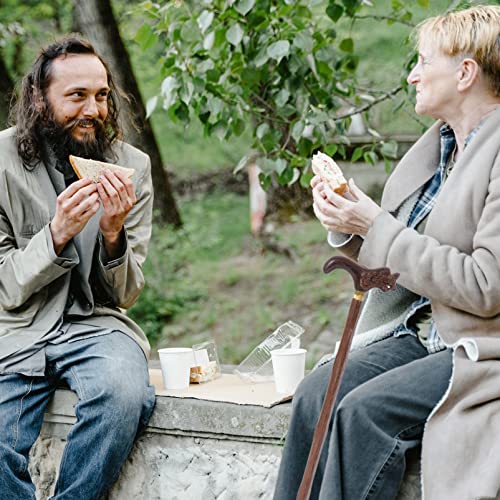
[457,58,480,92]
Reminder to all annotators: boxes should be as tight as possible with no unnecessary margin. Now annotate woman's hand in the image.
[312,177,383,236]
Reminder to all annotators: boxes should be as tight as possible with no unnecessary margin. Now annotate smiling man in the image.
[0,37,155,499]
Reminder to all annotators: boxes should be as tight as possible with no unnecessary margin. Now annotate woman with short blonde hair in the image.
[275,5,500,499]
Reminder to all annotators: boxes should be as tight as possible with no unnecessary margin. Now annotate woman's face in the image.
[407,40,462,119]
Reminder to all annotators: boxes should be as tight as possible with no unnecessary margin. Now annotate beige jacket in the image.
[337,107,500,499]
[0,127,153,363]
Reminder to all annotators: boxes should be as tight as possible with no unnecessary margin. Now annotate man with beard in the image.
[0,37,156,499]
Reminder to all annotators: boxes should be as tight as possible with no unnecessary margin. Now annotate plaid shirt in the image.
[393,124,479,353]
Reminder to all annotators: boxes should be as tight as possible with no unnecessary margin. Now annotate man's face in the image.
[45,53,110,143]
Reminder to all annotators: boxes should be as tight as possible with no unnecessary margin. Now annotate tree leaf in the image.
[197,10,214,34]
[342,0,361,16]
[254,46,270,67]
[291,121,305,142]
[135,23,156,51]
[179,80,194,105]
[226,23,244,46]
[325,144,338,157]
[161,76,181,109]
[363,151,378,165]
[275,88,290,107]
[267,40,290,62]
[275,158,288,175]
[235,0,255,16]
[326,3,344,23]
[278,165,294,185]
[256,122,270,140]
[417,0,430,6]
[351,146,363,162]
[293,32,313,53]
[258,172,272,191]
[146,95,158,119]
[339,37,354,53]
[204,31,215,50]
[288,167,301,186]
[381,140,398,159]
[300,171,314,188]
[233,154,250,174]
[232,118,246,136]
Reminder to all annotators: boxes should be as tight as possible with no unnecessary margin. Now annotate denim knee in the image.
[0,442,26,476]
[293,364,331,413]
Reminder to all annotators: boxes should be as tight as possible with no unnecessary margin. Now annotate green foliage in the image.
[0,0,73,78]
[139,0,427,187]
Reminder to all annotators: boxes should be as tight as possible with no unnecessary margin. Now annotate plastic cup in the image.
[158,348,195,390]
[271,348,307,395]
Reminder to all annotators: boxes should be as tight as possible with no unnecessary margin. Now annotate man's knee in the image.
[77,367,154,428]
[0,442,28,477]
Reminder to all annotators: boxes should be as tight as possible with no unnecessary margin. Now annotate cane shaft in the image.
[296,294,364,500]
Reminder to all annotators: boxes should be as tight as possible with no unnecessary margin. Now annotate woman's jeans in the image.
[274,334,453,500]
[0,331,156,500]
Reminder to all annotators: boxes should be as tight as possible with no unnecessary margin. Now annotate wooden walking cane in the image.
[296,256,399,500]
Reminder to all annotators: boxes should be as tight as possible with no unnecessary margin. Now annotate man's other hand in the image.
[97,169,136,259]
[50,178,100,255]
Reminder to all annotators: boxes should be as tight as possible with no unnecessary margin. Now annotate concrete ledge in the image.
[30,386,421,499]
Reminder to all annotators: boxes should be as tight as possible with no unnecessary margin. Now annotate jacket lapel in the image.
[381,121,442,212]
[32,160,58,221]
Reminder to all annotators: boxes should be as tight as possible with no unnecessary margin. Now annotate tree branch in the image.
[353,14,415,27]
[334,85,403,121]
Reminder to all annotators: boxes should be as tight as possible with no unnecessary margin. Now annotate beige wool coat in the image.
[0,127,153,366]
[333,107,500,499]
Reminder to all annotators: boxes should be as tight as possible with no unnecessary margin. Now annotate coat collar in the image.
[381,107,500,213]
[381,121,442,212]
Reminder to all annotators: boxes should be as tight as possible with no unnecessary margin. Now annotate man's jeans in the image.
[274,335,453,500]
[0,331,156,500]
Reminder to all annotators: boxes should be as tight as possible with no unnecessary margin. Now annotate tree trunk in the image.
[73,0,181,226]
[0,53,14,129]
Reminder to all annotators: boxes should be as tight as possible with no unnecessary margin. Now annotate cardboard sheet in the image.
[149,369,291,408]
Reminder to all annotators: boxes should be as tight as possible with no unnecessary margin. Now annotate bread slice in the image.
[311,151,347,194]
[69,155,134,183]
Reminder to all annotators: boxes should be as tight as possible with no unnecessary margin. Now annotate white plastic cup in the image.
[158,348,195,390]
[271,348,307,395]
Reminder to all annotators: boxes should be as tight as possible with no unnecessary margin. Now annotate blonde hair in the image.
[416,5,500,96]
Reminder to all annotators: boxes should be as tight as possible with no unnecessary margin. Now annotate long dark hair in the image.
[10,36,125,167]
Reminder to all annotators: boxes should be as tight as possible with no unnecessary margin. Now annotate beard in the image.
[40,112,111,167]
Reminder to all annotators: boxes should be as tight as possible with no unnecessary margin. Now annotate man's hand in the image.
[96,169,136,259]
[50,178,100,255]
[312,177,383,236]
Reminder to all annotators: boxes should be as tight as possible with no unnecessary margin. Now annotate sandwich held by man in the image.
[0,37,155,499]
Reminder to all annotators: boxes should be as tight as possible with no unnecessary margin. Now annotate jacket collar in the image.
[381,121,442,212]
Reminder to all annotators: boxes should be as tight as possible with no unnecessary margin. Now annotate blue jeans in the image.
[0,331,156,500]
[274,335,453,500]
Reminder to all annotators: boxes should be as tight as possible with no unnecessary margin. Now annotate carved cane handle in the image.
[323,255,399,292]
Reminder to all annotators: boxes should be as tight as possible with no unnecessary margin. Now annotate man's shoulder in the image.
[0,127,18,152]
[112,140,151,172]
[0,127,21,170]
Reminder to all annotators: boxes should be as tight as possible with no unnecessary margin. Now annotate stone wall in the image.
[30,387,421,499]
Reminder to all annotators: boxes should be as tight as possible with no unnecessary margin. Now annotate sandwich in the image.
[69,155,135,183]
[311,151,348,194]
